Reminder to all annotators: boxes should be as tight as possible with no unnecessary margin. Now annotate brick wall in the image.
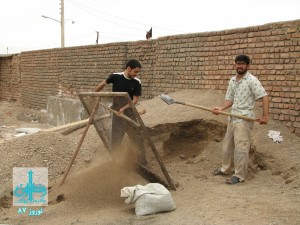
[18,43,128,109]
[0,19,299,134]
[0,55,21,102]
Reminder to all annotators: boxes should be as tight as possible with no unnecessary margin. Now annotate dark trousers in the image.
[111,114,147,164]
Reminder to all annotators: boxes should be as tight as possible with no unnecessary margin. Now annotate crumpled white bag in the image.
[121,183,176,216]
[268,130,283,143]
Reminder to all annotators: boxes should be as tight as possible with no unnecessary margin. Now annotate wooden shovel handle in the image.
[99,103,140,127]
[184,102,259,122]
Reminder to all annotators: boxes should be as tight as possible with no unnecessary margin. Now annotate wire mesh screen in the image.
[78,92,176,190]
[80,94,113,151]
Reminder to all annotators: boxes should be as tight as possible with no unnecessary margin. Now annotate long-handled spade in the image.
[160,94,259,122]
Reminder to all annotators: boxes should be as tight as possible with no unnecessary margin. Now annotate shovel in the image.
[160,94,259,122]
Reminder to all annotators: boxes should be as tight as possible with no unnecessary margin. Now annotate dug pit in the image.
[147,119,270,174]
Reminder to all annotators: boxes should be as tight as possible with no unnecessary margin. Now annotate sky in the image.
[1,0,299,54]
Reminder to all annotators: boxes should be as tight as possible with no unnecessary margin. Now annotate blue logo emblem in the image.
[13,167,48,206]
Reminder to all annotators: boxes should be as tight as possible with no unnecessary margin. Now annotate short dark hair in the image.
[235,55,250,65]
[126,59,142,69]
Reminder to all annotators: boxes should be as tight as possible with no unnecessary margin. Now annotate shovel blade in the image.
[160,94,175,105]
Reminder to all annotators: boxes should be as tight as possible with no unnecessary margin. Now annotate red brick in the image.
[272,97,282,103]
[293,122,300,128]
[273,114,279,120]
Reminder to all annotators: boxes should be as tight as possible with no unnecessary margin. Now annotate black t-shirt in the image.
[106,73,142,115]
[106,73,142,99]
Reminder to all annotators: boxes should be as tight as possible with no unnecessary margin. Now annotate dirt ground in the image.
[0,89,299,225]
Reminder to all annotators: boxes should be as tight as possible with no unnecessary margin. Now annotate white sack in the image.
[121,183,176,216]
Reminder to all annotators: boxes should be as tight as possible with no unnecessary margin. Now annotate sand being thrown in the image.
[0,127,149,212]
[49,144,148,211]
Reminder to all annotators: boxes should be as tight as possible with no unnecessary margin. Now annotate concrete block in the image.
[47,96,88,126]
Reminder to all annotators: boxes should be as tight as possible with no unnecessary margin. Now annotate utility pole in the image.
[96,31,99,44]
[42,0,74,48]
[60,0,65,47]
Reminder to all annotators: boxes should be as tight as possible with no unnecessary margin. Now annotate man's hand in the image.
[212,107,222,115]
[259,115,268,125]
[138,109,146,115]
[118,107,126,115]
[212,101,232,115]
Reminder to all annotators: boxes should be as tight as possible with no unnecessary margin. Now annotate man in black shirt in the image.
[94,59,146,165]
